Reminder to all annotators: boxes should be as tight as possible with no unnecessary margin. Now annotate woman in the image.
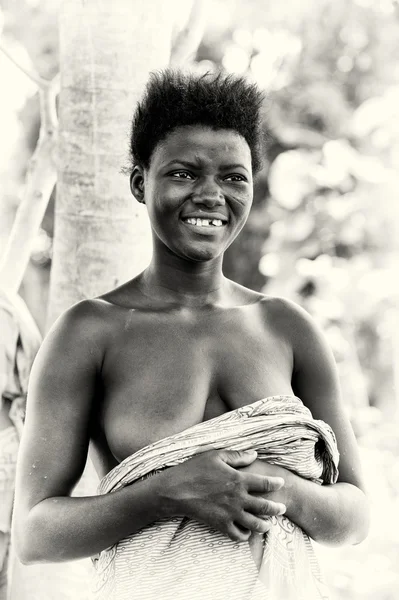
[13,70,369,599]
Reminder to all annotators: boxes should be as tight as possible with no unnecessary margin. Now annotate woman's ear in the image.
[130,166,145,204]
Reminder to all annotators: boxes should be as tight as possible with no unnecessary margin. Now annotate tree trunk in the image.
[47,0,174,328]
[9,2,174,599]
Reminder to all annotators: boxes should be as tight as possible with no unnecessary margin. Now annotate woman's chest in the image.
[96,308,293,462]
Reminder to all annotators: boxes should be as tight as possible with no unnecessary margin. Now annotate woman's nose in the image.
[192,180,225,206]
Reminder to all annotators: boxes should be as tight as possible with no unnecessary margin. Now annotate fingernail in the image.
[279,504,287,514]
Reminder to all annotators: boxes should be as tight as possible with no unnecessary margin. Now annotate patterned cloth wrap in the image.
[93,395,339,600]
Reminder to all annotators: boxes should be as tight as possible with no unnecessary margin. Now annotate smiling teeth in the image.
[185,218,224,227]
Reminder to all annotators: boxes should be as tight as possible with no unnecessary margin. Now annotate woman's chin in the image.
[176,244,224,263]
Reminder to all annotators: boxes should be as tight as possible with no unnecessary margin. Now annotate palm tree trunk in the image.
[47,0,174,328]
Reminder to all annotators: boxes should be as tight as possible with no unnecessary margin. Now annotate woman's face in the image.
[131,125,254,262]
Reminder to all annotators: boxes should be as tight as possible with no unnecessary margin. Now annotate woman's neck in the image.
[139,255,228,308]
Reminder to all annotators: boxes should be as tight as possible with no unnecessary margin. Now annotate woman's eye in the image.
[225,174,246,183]
[170,171,194,179]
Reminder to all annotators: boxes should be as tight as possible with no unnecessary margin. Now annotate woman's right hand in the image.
[157,449,286,542]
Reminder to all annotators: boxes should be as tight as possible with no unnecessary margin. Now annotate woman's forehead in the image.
[152,125,252,169]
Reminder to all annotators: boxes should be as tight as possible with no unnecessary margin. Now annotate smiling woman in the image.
[130,125,254,262]
[13,69,369,600]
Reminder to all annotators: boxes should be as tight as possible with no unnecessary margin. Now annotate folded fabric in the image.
[92,395,339,600]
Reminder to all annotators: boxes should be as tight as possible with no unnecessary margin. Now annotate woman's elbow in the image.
[15,537,58,565]
[12,511,53,565]
[13,528,41,565]
[352,504,371,546]
[312,521,369,548]
[350,487,371,545]
[17,549,39,566]
[13,532,39,565]
[317,489,370,548]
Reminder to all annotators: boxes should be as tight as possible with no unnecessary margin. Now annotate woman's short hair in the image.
[129,69,266,174]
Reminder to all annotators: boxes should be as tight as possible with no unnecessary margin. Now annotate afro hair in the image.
[128,69,266,175]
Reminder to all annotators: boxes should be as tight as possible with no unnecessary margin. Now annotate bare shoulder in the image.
[32,298,122,381]
[257,294,339,405]
[224,281,322,350]
[46,298,111,349]
[257,293,310,319]
[257,294,323,346]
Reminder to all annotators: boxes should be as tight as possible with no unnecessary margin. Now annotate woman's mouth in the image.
[181,217,226,229]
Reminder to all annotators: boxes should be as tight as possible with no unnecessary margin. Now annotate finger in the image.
[236,512,273,535]
[244,473,285,494]
[220,449,258,469]
[226,523,253,543]
[244,495,286,517]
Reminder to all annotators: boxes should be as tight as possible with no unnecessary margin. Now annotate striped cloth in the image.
[92,395,339,600]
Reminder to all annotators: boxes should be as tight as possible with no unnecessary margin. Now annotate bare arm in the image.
[13,300,287,564]
[13,300,173,563]
[283,467,368,546]
[264,298,370,546]
[242,298,370,547]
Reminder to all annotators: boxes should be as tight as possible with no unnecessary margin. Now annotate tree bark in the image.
[47,0,174,328]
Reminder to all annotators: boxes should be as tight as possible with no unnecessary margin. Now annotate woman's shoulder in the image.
[230,287,322,352]
[256,293,322,342]
[226,280,306,319]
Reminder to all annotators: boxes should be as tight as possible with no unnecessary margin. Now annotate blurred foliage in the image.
[1,0,398,597]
